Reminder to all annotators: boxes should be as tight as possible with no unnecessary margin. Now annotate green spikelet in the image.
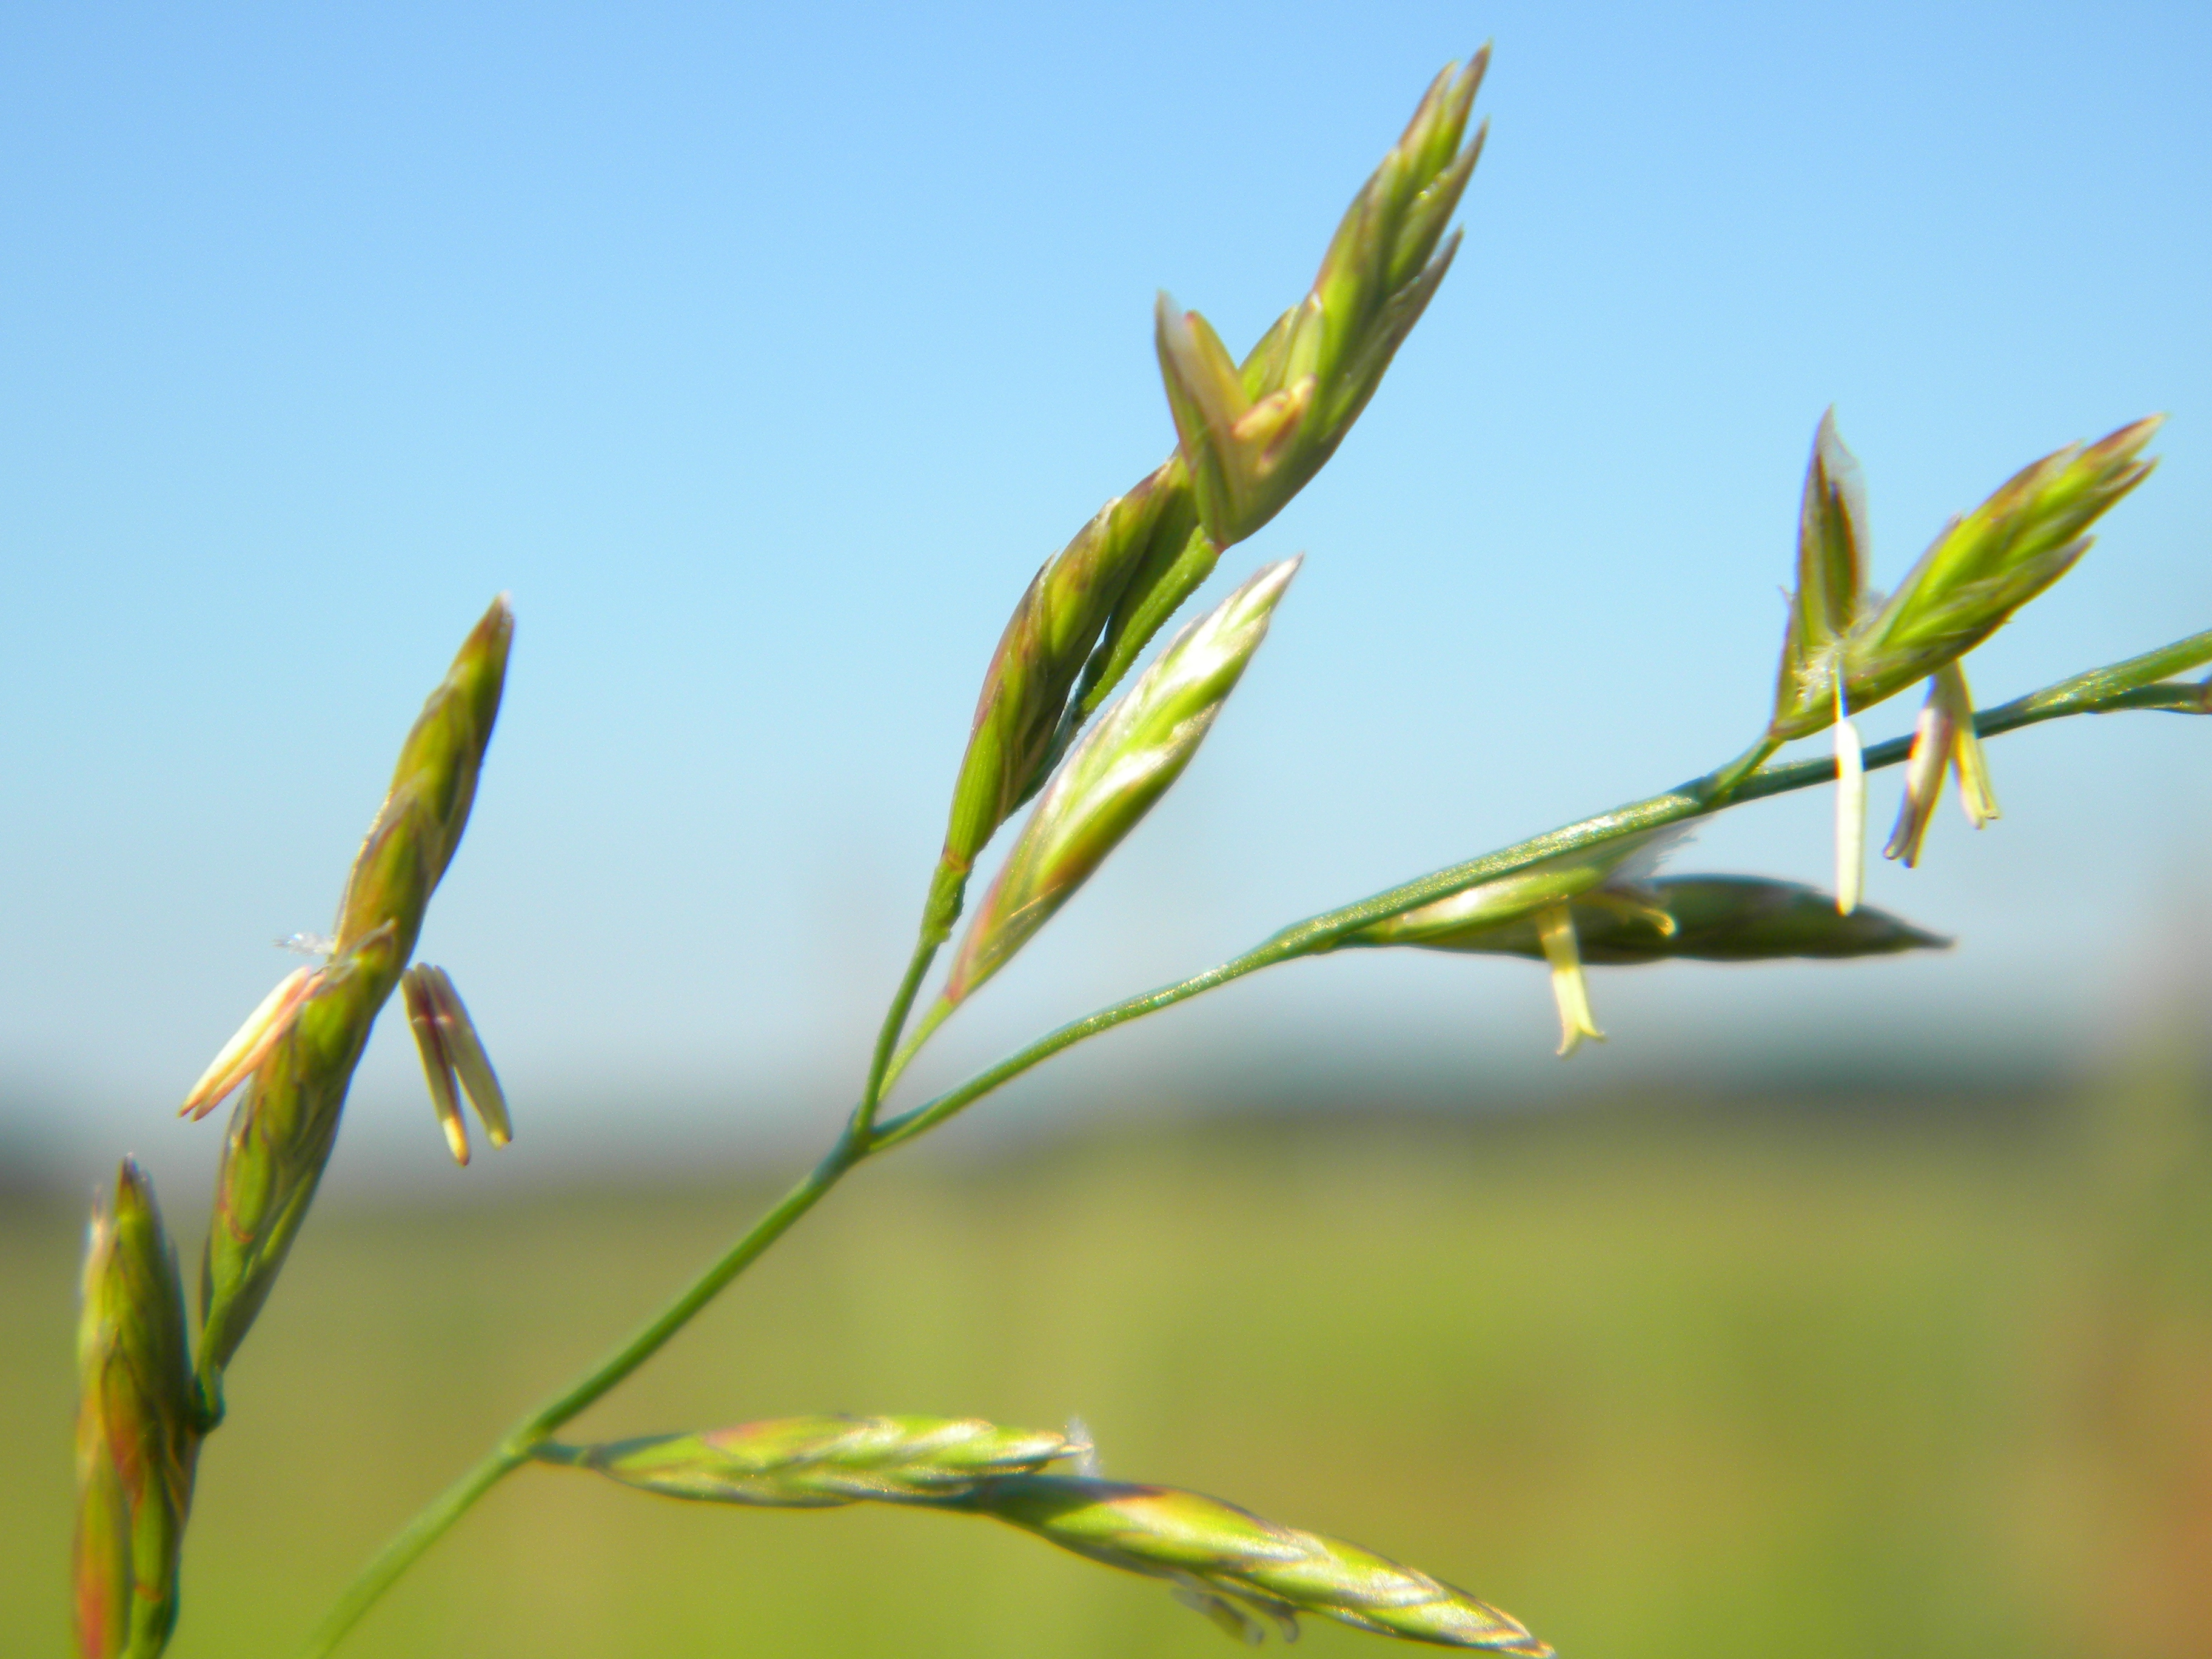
[937,559,1298,1010]
[196,598,512,1403]
[1156,50,1487,553]
[1760,414,2161,745]
[1837,416,2161,719]
[934,464,1198,934]
[1393,874,1949,964]
[930,51,1489,939]
[1770,409,1869,739]
[1760,415,2162,743]
[537,1415,1081,1507]
[75,1161,198,1659]
[543,1413,1543,1651]
[964,1475,1551,1653]
[1344,828,1680,951]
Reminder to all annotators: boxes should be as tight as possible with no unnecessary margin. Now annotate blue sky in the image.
[4,2,2208,1184]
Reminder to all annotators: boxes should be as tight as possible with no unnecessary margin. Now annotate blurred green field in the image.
[8,1065,2211,1659]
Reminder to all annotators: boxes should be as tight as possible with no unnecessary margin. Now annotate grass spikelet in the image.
[932,53,1489,937]
[537,1415,1081,1507]
[1413,874,1949,965]
[1838,415,2162,718]
[75,1161,198,1659]
[937,560,1298,1010]
[196,598,511,1399]
[1770,409,1868,739]
[541,1418,1545,1651]
[963,1475,1551,1653]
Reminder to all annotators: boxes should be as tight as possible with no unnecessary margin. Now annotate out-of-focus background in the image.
[6,1068,2212,1658]
[4,2,2210,1655]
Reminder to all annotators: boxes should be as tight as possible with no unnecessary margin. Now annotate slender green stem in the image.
[306,897,969,1654]
[1735,655,2211,805]
[298,634,2212,1655]
[877,993,954,1104]
[1703,734,1781,803]
[516,1149,857,1430]
[297,1148,856,1659]
[850,931,942,1143]
[870,945,1305,1153]
[874,647,2212,1148]
[298,1449,528,1659]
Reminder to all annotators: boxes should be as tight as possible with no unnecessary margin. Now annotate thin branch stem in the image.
[877,993,953,1103]
[297,635,2211,1655]
[297,1148,856,1659]
[850,932,942,1143]
[1703,734,1781,803]
[298,1452,528,1659]
[874,647,2212,1148]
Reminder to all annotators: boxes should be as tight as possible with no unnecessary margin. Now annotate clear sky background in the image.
[3,2,2208,1190]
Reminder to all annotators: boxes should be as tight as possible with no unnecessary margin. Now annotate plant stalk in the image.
[297,1147,857,1659]
[298,635,2211,1655]
[873,646,2212,1146]
[850,931,942,1143]
[876,994,954,1102]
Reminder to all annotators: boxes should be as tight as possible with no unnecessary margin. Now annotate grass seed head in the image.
[1159,52,1487,551]
[1350,843,1943,1053]
[1408,875,1948,964]
[937,464,1196,923]
[1843,417,2160,712]
[75,1161,197,1659]
[197,598,511,1396]
[1349,827,1683,952]
[965,1475,1550,1654]
[1771,410,1869,737]
[939,559,1299,1008]
[330,597,514,955]
[1767,416,2160,741]
[933,56,1486,937]
[541,1415,1081,1507]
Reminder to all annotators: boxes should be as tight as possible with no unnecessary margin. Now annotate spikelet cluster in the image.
[548,1414,1547,1652]
[1842,416,2162,716]
[939,560,1299,1008]
[538,1415,1079,1507]
[931,53,1489,938]
[1348,838,1945,1054]
[196,599,511,1395]
[1768,412,2160,743]
[1761,412,2157,914]
[75,1161,198,1659]
[1401,874,1948,965]
[968,1475,1550,1652]
[1155,53,1488,552]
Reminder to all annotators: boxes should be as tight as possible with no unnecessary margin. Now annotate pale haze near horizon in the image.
[2,1,2208,1193]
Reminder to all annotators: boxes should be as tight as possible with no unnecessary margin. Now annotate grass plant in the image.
[63,44,2208,1659]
